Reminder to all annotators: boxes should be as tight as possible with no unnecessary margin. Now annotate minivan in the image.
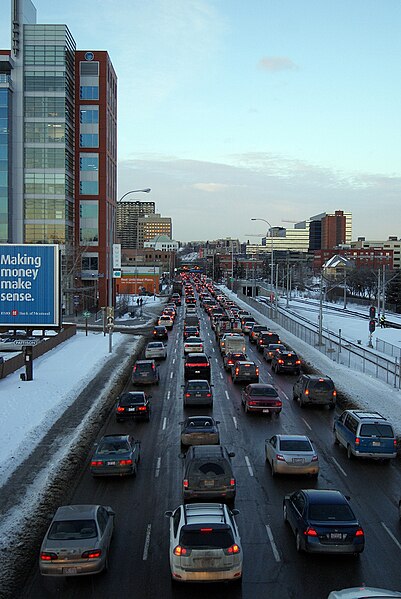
[334,410,397,460]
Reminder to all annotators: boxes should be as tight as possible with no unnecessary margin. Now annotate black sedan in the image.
[115,391,151,422]
[184,353,211,380]
[183,326,200,340]
[90,434,141,477]
[152,325,168,340]
[283,489,365,555]
[183,379,213,406]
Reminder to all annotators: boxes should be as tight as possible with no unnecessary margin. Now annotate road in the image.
[20,293,401,599]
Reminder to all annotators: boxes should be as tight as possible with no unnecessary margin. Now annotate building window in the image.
[80,106,99,124]
[80,61,99,76]
[79,200,98,245]
[79,86,99,100]
[80,181,98,195]
[79,133,98,148]
[82,255,99,270]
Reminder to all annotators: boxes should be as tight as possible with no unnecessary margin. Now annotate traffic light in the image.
[369,306,376,319]
[369,319,376,333]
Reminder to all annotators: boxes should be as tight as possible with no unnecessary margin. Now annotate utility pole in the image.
[318,275,323,345]
[343,269,347,310]
[377,267,381,322]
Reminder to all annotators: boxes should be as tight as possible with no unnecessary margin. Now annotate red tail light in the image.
[225,544,240,555]
[133,365,137,372]
[394,439,397,447]
[138,406,147,411]
[333,390,337,397]
[304,389,309,396]
[173,545,188,556]
[183,479,189,488]
[276,454,285,461]
[206,393,211,397]
[304,527,318,537]
[256,367,259,375]
[185,393,191,398]
[278,359,284,364]
[295,360,301,365]
[230,478,236,487]
[235,368,239,374]
[355,528,364,537]
[117,406,125,412]
[40,552,58,561]
[119,459,133,466]
[355,437,360,445]
[81,549,102,559]
[200,528,213,532]
[91,460,103,467]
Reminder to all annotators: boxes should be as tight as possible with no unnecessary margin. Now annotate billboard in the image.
[0,244,60,328]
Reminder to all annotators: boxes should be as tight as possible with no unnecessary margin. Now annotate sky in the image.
[1,0,400,242]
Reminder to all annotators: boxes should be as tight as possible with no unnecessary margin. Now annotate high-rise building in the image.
[3,0,117,312]
[137,213,172,248]
[116,200,155,249]
[321,210,346,249]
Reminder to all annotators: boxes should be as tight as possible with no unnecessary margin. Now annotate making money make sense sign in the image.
[0,244,60,327]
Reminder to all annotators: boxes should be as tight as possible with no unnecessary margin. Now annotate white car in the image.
[145,341,167,360]
[165,503,242,584]
[327,588,401,598]
[265,434,319,477]
[158,315,173,329]
[183,337,204,354]
[185,305,197,316]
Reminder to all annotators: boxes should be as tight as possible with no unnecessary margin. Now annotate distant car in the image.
[271,350,301,375]
[241,383,282,415]
[327,588,401,599]
[231,361,259,384]
[152,325,168,340]
[249,325,268,344]
[180,416,220,447]
[115,391,151,422]
[145,341,167,360]
[283,489,365,555]
[39,504,115,577]
[171,293,181,306]
[183,326,200,340]
[257,331,281,352]
[185,305,197,316]
[90,434,141,477]
[158,315,173,329]
[165,503,242,584]
[183,379,213,407]
[223,352,247,371]
[265,434,318,477]
[182,445,236,505]
[242,320,256,335]
[183,337,204,354]
[263,343,283,362]
[132,359,159,385]
[293,374,336,408]
[184,353,211,381]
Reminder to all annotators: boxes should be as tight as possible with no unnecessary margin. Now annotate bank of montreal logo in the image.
[85,52,94,61]
[11,309,18,316]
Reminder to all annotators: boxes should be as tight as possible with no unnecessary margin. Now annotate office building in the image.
[116,200,155,249]
[137,213,172,248]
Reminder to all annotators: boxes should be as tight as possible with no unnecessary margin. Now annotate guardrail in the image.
[236,292,401,390]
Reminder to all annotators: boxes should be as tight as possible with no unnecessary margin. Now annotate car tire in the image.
[271,461,276,477]
[283,504,288,523]
[347,444,353,459]
[334,432,340,445]
[295,531,302,552]
[132,464,137,477]
[298,397,305,408]
[292,392,297,401]
[245,403,249,413]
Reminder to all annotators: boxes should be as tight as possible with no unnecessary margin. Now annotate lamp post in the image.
[152,233,165,300]
[250,218,274,290]
[107,188,151,353]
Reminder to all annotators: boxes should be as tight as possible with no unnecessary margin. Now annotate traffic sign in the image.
[113,270,121,278]
[14,339,39,346]
[83,311,91,318]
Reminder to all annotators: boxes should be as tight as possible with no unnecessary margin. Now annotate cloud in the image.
[258,56,299,72]
[192,183,231,192]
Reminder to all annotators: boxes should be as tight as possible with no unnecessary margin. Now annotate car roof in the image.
[99,434,129,442]
[120,391,146,399]
[185,416,215,424]
[277,434,311,442]
[186,352,207,358]
[54,505,100,521]
[185,337,202,342]
[183,502,227,524]
[301,489,348,505]
[135,359,154,365]
[190,445,228,457]
[236,361,256,366]
[186,379,210,385]
[346,410,389,422]
[247,383,275,390]
[304,374,332,381]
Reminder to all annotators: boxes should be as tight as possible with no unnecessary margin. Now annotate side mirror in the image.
[231,509,240,516]
[106,507,116,516]
[228,452,236,458]
[178,453,185,459]
[215,420,220,424]
[165,511,173,518]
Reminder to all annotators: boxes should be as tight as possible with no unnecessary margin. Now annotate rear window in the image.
[250,386,278,397]
[147,342,162,349]
[135,363,153,372]
[261,333,280,343]
[308,504,355,522]
[48,519,97,540]
[180,527,234,549]
[187,381,209,390]
[308,379,334,391]
[239,364,256,372]
[280,440,312,452]
[190,460,227,476]
[359,423,394,438]
[187,356,208,364]
[98,440,130,454]
[120,393,144,406]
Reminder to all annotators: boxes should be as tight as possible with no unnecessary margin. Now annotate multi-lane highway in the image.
[20,289,401,599]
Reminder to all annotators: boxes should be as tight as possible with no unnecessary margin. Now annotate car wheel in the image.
[334,431,340,445]
[328,403,335,410]
[132,463,137,477]
[271,461,276,477]
[102,553,109,573]
[283,504,288,522]
[298,397,305,408]
[292,392,297,401]
[347,445,353,459]
[245,403,249,413]
[295,531,302,552]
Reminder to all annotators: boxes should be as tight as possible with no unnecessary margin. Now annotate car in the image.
[223,352,247,371]
[241,383,282,415]
[132,359,159,385]
[263,343,283,362]
[231,361,259,384]
[163,308,176,320]
[242,320,256,335]
[182,445,236,505]
[293,374,336,408]
[152,325,168,340]
[180,416,220,447]
[185,305,197,316]
[171,294,181,306]
[145,341,167,360]
[165,503,242,584]
[327,588,401,598]
[265,434,319,477]
[115,391,151,422]
[334,410,397,460]
[90,434,141,477]
[158,314,173,329]
[249,324,269,344]
[183,379,213,407]
[183,337,204,354]
[183,326,200,340]
[184,353,211,380]
[39,504,115,576]
[271,349,301,375]
[283,489,365,555]
[257,331,281,352]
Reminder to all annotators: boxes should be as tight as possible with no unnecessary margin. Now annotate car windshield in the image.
[48,519,97,540]
[359,423,394,438]
[120,393,144,406]
[308,379,334,390]
[308,504,355,522]
[187,381,209,390]
[180,527,234,549]
[97,440,130,454]
[279,440,312,452]
[250,387,278,397]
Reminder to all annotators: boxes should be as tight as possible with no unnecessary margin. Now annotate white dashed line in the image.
[162,417,167,430]
[172,358,176,365]
[225,390,229,400]
[233,416,238,429]
[265,525,281,562]
[244,456,254,476]
[332,457,347,477]
[170,372,173,379]
[215,358,219,364]
[212,347,215,352]
[155,457,161,478]
[381,522,401,551]
[301,417,312,431]
[142,524,152,560]
[167,391,171,400]
[219,372,223,379]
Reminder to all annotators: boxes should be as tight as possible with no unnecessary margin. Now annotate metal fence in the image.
[236,292,401,390]
[376,338,401,360]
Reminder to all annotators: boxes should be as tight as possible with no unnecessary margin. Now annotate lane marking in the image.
[265,525,281,562]
[162,417,167,430]
[219,372,223,379]
[155,457,161,478]
[172,358,176,365]
[381,522,401,551]
[245,455,254,476]
[170,372,173,379]
[281,392,290,401]
[225,390,229,400]
[142,524,152,560]
[332,457,347,477]
[301,417,312,431]
[167,390,171,400]
[233,416,238,429]
[212,347,215,352]
[215,358,219,364]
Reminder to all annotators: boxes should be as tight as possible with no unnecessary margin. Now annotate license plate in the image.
[263,409,270,413]
[204,479,215,487]
[330,533,342,540]
[128,407,136,412]
[63,567,77,575]
[372,441,381,447]
[195,370,200,374]
[195,393,201,397]
[107,461,116,466]
[292,458,304,463]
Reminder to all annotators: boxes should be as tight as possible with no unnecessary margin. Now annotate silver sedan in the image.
[265,434,319,477]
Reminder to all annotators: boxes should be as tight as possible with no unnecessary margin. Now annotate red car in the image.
[241,383,282,415]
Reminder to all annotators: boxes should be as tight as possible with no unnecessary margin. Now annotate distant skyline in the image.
[1,0,400,241]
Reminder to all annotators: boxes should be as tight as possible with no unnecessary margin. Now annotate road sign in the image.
[83,311,91,318]
[113,270,121,278]
[13,339,39,346]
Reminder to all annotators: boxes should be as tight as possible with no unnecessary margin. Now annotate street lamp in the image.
[250,218,274,289]
[107,188,151,353]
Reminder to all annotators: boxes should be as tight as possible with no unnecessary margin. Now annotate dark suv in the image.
[184,353,211,380]
[131,360,159,385]
[182,445,236,505]
[257,331,281,352]
[271,350,301,375]
[292,374,336,408]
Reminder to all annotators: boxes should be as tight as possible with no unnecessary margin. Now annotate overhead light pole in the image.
[250,217,274,290]
[107,188,151,353]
